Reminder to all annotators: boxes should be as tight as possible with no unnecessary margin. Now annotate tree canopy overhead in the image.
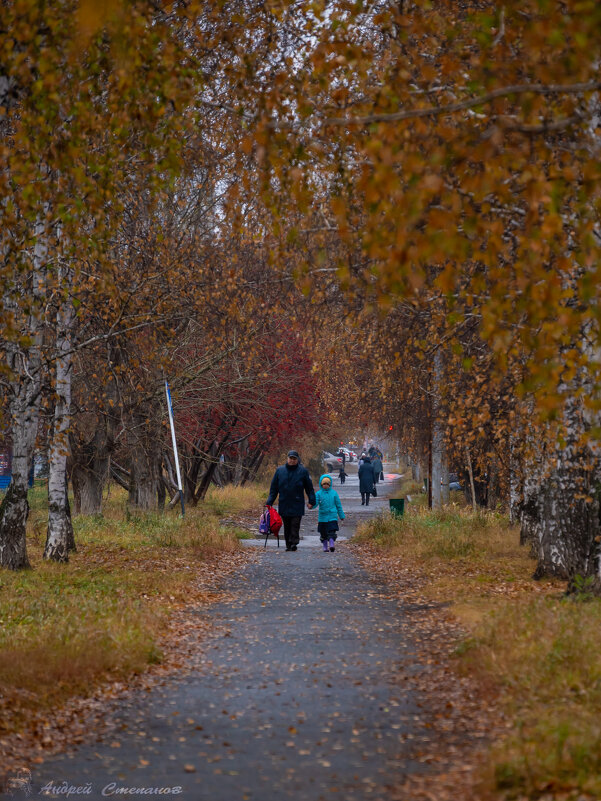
[2,0,601,582]
[229,0,601,418]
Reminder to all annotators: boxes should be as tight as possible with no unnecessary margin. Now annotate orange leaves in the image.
[434,263,456,295]
[421,174,443,193]
[75,0,122,44]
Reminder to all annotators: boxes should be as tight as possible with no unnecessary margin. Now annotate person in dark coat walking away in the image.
[338,466,348,484]
[371,455,383,484]
[358,456,376,506]
[266,450,316,551]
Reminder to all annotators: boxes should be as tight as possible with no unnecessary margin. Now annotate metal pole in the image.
[165,380,185,517]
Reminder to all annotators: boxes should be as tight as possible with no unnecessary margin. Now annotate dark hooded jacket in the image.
[371,456,383,479]
[358,457,376,493]
[266,462,316,517]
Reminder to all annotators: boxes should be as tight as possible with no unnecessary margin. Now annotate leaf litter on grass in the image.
[0,547,259,784]
[351,500,599,801]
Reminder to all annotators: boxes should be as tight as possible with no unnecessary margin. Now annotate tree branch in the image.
[275,80,601,129]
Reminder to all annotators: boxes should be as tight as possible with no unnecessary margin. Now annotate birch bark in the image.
[529,395,601,582]
[44,261,75,561]
[431,348,448,509]
[465,446,477,512]
[509,427,521,524]
[517,332,601,583]
[0,220,46,569]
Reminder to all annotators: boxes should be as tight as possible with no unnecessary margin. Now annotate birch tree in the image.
[0,1,201,566]
[44,258,76,561]
[0,218,48,569]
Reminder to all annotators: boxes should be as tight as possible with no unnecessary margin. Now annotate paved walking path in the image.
[18,468,431,800]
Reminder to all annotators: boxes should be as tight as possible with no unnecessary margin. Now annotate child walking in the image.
[315,474,345,552]
[338,467,348,484]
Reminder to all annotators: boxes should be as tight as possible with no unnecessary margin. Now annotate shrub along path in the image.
[8,473,490,800]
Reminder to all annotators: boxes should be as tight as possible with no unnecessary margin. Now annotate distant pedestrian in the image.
[315,474,345,552]
[358,456,376,506]
[266,450,316,551]
[371,455,383,484]
[358,452,366,466]
[338,467,348,484]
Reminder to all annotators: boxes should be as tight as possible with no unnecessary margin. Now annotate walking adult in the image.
[358,456,376,506]
[372,453,383,485]
[266,450,316,551]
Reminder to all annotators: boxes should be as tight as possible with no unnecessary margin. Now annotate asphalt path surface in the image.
[14,468,432,801]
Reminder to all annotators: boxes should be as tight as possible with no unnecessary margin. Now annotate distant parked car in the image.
[337,448,353,462]
[449,472,462,491]
[440,473,463,491]
[322,451,344,471]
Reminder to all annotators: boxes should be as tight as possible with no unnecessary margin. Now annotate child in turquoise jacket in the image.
[315,474,345,552]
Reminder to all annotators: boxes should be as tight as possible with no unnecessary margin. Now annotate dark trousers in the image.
[318,521,338,542]
[361,492,370,506]
[282,515,301,547]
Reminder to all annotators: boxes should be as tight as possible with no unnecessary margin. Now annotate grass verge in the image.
[0,481,264,735]
[356,502,601,799]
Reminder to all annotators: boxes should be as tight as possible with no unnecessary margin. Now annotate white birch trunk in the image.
[441,458,450,504]
[509,428,521,524]
[465,446,477,512]
[44,262,75,561]
[518,442,544,556]
[431,348,447,509]
[530,395,601,581]
[517,328,601,584]
[0,220,46,569]
[431,435,443,508]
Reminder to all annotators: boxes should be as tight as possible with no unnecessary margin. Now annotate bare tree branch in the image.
[271,80,601,129]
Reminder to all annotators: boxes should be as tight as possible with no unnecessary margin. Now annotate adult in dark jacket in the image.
[372,455,383,484]
[358,457,376,506]
[266,450,316,551]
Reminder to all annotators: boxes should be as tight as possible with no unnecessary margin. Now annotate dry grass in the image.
[357,502,601,798]
[355,505,535,607]
[204,482,267,516]
[471,597,601,798]
[0,481,261,733]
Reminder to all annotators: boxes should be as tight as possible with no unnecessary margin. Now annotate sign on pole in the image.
[165,379,185,517]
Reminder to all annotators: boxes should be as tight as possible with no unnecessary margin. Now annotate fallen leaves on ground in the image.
[350,541,503,801]
[0,547,258,781]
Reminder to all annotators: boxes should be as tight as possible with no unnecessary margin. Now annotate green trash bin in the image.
[389,498,405,517]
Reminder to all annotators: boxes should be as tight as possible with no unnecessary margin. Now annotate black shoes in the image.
[291,545,297,551]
